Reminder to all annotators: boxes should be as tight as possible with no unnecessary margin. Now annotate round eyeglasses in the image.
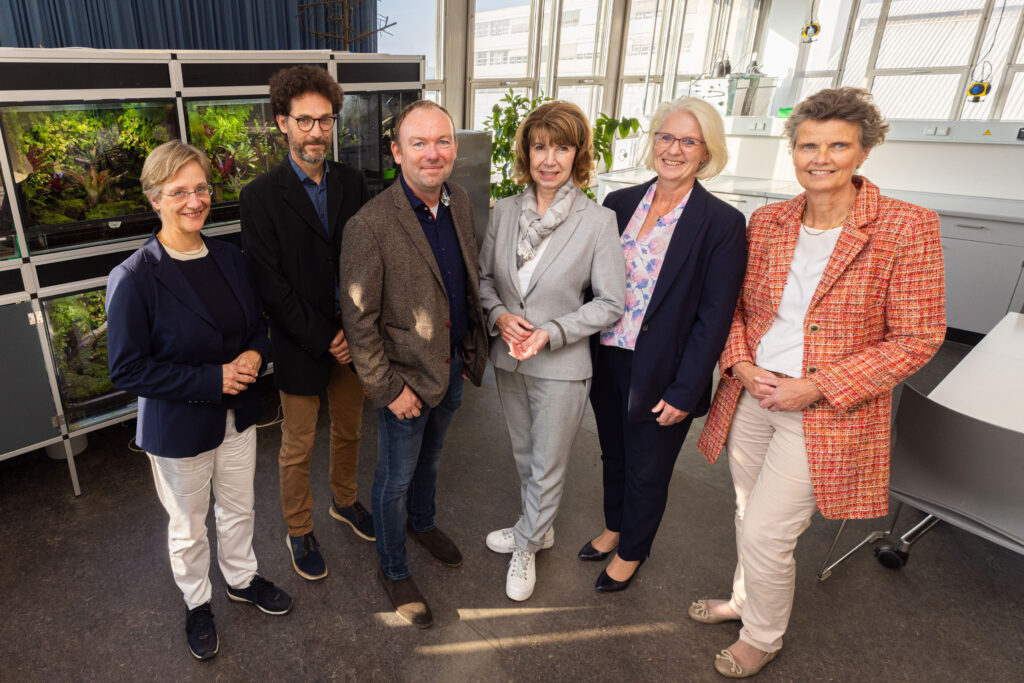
[289,114,338,132]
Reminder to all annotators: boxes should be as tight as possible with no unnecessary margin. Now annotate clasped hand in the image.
[222,350,262,395]
[732,361,823,412]
[497,313,549,361]
[328,328,351,364]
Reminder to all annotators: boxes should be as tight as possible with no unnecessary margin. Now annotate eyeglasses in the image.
[654,132,705,149]
[161,185,213,202]
[289,114,338,132]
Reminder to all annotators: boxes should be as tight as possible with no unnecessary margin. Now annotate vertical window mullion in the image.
[862,0,893,91]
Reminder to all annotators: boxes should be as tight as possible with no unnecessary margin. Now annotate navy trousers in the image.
[589,344,694,561]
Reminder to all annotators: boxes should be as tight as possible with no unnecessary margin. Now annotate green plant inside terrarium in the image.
[185,99,290,202]
[43,289,116,405]
[0,102,176,230]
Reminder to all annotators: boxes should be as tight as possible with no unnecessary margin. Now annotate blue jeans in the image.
[373,354,464,579]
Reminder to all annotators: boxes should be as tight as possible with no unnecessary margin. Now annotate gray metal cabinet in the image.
[939,215,1024,334]
[0,301,62,455]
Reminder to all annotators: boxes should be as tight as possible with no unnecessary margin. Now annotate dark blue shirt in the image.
[289,155,329,235]
[400,175,467,352]
[289,156,338,308]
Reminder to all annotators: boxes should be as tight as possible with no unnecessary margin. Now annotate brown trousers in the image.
[278,362,364,536]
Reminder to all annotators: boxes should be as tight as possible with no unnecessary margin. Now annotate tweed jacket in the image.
[479,188,625,380]
[339,180,488,409]
[696,177,946,519]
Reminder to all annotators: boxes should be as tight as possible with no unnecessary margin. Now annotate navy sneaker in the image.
[226,575,294,615]
[329,499,376,541]
[287,532,327,581]
[185,602,218,660]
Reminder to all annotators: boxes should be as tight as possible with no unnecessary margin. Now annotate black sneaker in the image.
[226,575,294,615]
[185,602,218,660]
[287,532,327,581]
[329,499,376,541]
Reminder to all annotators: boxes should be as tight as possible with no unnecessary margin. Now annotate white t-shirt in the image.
[755,225,842,378]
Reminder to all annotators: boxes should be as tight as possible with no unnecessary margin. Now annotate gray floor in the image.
[2,340,1022,681]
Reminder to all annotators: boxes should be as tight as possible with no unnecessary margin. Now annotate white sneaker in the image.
[506,549,536,601]
[485,526,555,553]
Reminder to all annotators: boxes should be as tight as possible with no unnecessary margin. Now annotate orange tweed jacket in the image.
[696,177,946,519]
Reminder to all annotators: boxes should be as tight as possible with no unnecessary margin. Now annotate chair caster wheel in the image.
[875,545,907,569]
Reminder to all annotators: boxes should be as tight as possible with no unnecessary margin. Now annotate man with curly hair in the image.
[241,64,373,582]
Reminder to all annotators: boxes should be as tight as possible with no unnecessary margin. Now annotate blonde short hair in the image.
[641,97,728,180]
[140,140,211,201]
[512,100,595,189]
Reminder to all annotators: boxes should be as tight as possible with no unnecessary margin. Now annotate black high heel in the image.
[595,557,645,592]
[577,540,615,562]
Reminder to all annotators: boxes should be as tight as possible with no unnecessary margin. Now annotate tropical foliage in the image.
[43,290,115,404]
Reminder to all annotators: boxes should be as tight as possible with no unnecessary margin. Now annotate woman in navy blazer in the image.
[106,141,291,660]
[581,98,747,591]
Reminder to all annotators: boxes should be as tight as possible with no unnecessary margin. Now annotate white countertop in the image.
[597,171,1024,223]
[929,312,1024,433]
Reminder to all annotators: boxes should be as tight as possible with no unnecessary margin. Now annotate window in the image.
[376,0,443,80]
[472,0,533,80]
[675,0,717,77]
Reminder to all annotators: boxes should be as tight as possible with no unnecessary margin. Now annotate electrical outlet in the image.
[1017,127,1024,141]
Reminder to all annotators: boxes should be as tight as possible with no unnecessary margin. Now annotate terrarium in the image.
[185,97,290,225]
[340,90,420,196]
[0,101,178,255]
[42,287,135,431]
[0,164,16,259]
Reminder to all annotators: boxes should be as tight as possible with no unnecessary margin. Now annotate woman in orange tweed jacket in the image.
[689,88,946,679]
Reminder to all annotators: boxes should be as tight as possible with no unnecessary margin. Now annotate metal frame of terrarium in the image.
[0,48,425,496]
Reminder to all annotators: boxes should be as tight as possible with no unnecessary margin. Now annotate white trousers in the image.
[725,391,818,653]
[148,411,259,609]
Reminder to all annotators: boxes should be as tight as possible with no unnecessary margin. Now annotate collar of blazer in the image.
[767,175,879,312]
[140,233,250,332]
[509,187,590,298]
[639,178,713,322]
[387,178,475,292]
[276,157,345,243]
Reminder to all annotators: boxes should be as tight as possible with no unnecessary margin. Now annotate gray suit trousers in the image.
[494,368,590,553]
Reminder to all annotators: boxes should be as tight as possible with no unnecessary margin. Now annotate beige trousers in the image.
[278,362,365,536]
[725,390,818,653]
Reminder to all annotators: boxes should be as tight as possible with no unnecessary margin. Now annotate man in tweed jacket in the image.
[340,101,487,629]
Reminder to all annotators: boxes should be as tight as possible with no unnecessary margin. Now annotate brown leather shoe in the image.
[378,568,433,629]
[407,524,463,567]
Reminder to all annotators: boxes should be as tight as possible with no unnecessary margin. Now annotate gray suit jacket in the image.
[340,180,488,409]
[478,188,625,380]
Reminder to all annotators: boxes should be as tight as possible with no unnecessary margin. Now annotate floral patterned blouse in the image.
[600,182,690,350]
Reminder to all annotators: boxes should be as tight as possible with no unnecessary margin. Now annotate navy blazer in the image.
[106,234,272,458]
[600,178,747,421]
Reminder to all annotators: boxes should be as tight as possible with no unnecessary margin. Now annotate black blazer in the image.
[107,235,271,458]
[240,158,369,395]
[599,178,747,421]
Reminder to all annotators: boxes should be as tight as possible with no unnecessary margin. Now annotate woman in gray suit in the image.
[479,100,626,601]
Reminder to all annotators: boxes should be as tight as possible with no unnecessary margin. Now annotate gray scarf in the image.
[516,182,578,270]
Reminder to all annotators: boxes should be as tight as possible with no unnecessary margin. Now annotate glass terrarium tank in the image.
[42,287,135,431]
[184,97,290,225]
[0,163,16,259]
[340,90,420,196]
[0,101,178,255]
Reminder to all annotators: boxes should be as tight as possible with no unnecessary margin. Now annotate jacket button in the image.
[445,357,451,364]
[445,321,452,328]
[641,324,649,332]
[808,323,821,332]
[807,366,817,374]
[519,303,524,310]
[807,402,818,410]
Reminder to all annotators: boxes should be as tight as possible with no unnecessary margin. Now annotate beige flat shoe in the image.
[714,648,778,678]
[688,598,741,624]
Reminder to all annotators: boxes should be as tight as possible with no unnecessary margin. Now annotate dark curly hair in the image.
[512,100,594,189]
[785,87,890,150]
[269,65,343,118]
